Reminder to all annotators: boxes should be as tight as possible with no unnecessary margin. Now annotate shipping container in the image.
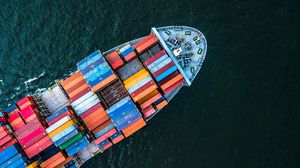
[94,128,117,144]
[54,129,79,146]
[60,133,82,150]
[40,152,64,168]
[140,93,162,109]
[0,139,17,152]
[142,105,156,118]
[24,136,53,158]
[0,144,22,164]
[134,34,158,54]
[79,104,103,119]
[117,59,144,81]
[105,51,124,70]
[163,79,184,94]
[110,131,124,144]
[121,118,146,137]
[51,125,76,142]
[86,115,110,131]
[144,50,166,66]
[161,74,183,90]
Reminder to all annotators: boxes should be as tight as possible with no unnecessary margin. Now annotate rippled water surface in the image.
[0,0,299,168]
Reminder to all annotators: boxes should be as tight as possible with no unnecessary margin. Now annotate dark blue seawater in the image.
[0,0,299,167]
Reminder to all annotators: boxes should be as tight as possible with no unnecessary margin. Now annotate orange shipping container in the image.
[91,74,117,92]
[132,85,157,102]
[68,83,90,98]
[156,100,168,110]
[137,90,159,104]
[87,115,110,131]
[46,155,66,168]
[92,119,112,135]
[60,71,82,88]
[140,93,162,109]
[161,74,183,90]
[40,152,64,168]
[122,118,146,137]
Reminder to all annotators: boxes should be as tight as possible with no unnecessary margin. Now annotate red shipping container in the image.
[130,81,156,98]
[158,71,180,86]
[106,51,124,70]
[101,141,113,151]
[80,104,103,119]
[0,134,13,146]
[145,50,166,66]
[0,116,6,123]
[0,139,17,152]
[94,128,117,144]
[24,114,38,123]
[152,61,175,77]
[25,135,53,158]
[20,105,38,119]
[69,87,91,102]
[10,118,26,131]
[140,93,162,109]
[14,118,42,139]
[7,112,22,123]
[163,79,185,94]
[134,34,158,54]
[142,105,156,118]
[124,52,137,62]
[47,111,71,126]
[17,96,35,110]
[18,127,46,146]
[22,130,47,149]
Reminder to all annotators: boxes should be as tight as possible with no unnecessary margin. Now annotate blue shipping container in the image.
[98,139,110,148]
[80,58,105,74]
[52,125,76,142]
[66,138,89,156]
[0,144,21,165]
[65,137,88,153]
[46,107,69,123]
[156,66,178,82]
[115,110,141,131]
[55,129,79,146]
[77,50,101,68]
[94,123,115,138]
[4,104,18,113]
[88,71,113,87]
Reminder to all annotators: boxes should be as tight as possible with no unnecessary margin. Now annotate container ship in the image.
[0,26,207,168]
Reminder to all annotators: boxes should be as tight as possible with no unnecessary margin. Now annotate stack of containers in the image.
[60,71,90,103]
[134,33,158,54]
[7,112,25,131]
[0,112,6,126]
[144,49,185,94]
[123,68,158,102]
[0,124,16,152]
[0,143,30,167]
[106,96,146,137]
[17,96,36,110]
[109,131,124,144]
[3,104,20,117]
[77,50,117,92]
[96,139,113,151]
[14,118,53,158]
[118,44,137,62]
[39,151,70,168]
[105,51,124,70]
[45,115,89,156]
[99,79,128,107]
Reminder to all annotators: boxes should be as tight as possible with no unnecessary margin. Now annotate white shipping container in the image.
[71,91,95,108]
[46,116,71,133]
[147,54,168,70]
[150,58,172,73]
[127,76,152,93]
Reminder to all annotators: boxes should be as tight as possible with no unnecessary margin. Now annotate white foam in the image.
[24,71,46,85]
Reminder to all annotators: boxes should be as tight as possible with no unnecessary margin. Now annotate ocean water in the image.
[0,0,299,168]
